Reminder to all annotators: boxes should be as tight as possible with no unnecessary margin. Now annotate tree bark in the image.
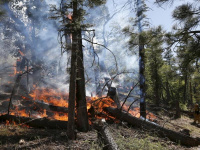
[154,64,160,106]
[67,0,78,140]
[189,80,193,106]
[175,100,181,119]
[183,72,188,104]
[137,0,146,119]
[76,29,89,132]
[139,43,146,118]
[94,122,119,150]
[165,79,171,105]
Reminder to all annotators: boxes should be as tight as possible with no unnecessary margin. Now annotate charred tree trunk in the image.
[67,0,78,140]
[139,42,146,118]
[137,0,146,119]
[67,38,77,139]
[76,29,89,132]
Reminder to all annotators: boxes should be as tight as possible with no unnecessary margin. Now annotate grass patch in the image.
[115,132,167,150]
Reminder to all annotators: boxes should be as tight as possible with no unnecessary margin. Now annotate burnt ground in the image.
[0,125,100,150]
[0,110,200,150]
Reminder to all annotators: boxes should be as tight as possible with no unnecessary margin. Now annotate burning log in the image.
[94,121,119,150]
[20,99,68,113]
[104,107,200,147]
[0,114,68,129]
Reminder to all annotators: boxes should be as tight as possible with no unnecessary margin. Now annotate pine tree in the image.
[59,0,106,139]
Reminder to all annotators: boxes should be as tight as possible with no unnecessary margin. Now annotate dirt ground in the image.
[0,124,100,150]
[0,109,200,150]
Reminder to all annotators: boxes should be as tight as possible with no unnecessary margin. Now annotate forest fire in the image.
[2,55,157,126]
[4,86,156,124]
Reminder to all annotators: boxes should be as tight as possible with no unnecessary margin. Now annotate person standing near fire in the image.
[193,103,200,124]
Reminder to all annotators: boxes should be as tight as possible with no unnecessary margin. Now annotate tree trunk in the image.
[154,65,160,107]
[166,79,171,105]
[67,0,78,140]
[76,29,89,132]
[189,79,193,106]
[175,100,181,119]
[183,73,188,104]
[139,43,146,118]
[137,0,146,119]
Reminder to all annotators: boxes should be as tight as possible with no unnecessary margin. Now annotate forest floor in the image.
[0,107,200,149]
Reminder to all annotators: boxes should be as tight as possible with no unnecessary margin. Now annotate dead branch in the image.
[127,98,139,112]
[7,68,37,115]
[120,82,139,110]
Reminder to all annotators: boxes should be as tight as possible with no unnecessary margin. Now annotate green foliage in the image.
[143,26,165,105]
[173,4,194,21]
[86,0,106,8]
[172,3,199,30]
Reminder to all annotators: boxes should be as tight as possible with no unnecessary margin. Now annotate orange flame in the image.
[19,50,25,56]
[67,13,72,20]
[29,87,69,108]
[52,112,68,121]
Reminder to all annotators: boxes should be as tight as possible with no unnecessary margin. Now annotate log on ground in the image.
[94,122,119,150]
[104,107,200,147]
[20,99,68,113]
[0,114,68,129]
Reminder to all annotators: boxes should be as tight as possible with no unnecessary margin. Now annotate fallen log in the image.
[0,114,68,129]
[0,99,68,115]
[104,107,200,147]
[20,99,68,113]
[94,121,119,150]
